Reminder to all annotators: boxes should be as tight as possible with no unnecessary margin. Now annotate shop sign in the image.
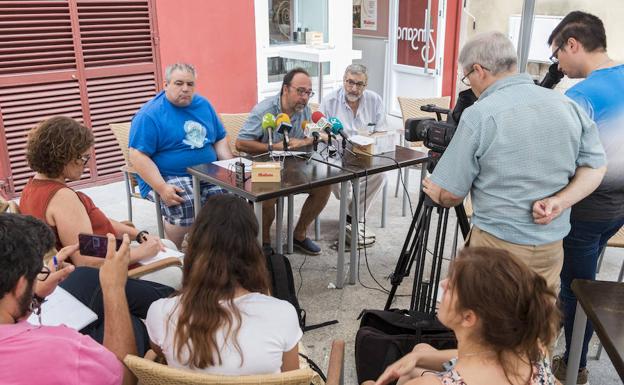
[396,0,439,69]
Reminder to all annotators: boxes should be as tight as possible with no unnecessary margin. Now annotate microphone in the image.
[311,111,334,147]
[329,117,348,149]
[275,113,292,151]
[305,121,322,152]
[538,62,564,89]
[261,113,276,152]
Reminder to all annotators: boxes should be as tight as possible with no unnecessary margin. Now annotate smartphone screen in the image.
[78,233,122,257]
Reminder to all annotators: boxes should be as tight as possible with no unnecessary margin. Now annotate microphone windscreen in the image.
[261,113,276,130]
[328,117,343,130]
[275,113,291,126]
[311,111,325,123]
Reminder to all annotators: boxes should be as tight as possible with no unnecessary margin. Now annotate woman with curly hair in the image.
[373,247,559,385]
[20,116,170,272]
[145,194,302,375]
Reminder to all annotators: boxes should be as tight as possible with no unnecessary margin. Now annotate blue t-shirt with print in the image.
[566,64,624,221]
[129,90,226,197]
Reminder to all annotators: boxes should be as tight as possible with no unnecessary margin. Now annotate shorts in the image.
[148,175,227,227]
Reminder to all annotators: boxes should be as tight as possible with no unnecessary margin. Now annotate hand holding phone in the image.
[79,233,123,257]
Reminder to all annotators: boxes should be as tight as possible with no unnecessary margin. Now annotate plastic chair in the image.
[396,96,451,216]
[110,122,165,238]
[124,340,345,385]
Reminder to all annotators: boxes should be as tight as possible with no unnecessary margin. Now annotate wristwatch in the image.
[136,230,149,243]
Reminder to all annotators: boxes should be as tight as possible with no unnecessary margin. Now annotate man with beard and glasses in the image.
[320,64,387,246]
[236,68,331,255]
[0,213,137,385]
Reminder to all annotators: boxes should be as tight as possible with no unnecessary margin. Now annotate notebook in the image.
[138,247,184,265]
[27,286,98,330]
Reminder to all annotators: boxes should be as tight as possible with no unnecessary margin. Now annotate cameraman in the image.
[422,31,607,292]
[547,12,624,383]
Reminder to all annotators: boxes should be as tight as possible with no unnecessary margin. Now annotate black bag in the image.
[265,252,338,332]
[265,252,307,329]
[354,309,457,384]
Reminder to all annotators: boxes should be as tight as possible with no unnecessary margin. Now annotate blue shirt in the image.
[565,64,624,221]
[319,88,388,136]
[431,73,606,245]
[129,91,226,197]
[237,93,310,143]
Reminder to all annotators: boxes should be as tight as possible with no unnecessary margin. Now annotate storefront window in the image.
[268,0,329,45]
[267,57,330,83]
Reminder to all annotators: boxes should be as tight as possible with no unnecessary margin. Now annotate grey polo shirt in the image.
[238,93,310,143]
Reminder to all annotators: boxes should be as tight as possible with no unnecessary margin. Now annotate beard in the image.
[16,279,35,320]
[345,93,361,103]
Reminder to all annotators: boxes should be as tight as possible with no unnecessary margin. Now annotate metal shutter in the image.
[0,0,161,198]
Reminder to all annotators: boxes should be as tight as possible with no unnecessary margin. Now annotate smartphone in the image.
[78,233,123,257]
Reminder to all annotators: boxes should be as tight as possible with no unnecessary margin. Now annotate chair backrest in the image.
[219,113,250,155]
[123,354,316,385]
[397,96,451,147]
[110,122,133,166]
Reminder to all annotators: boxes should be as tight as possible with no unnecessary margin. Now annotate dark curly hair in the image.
[26,116,94,178]
[0,213,55,299]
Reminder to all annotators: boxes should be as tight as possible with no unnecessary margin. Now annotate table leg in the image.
[276,197,284,254]
[381,182,387,228]
[350,178,360,285]
[402,168,410,216]
[254,201,263,245]
[287,195,294,254]
[565,301,587,385]
[336,181,348,289]
[192,175,201,219]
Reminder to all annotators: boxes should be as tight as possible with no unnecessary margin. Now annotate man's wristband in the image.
[136,230,149,243]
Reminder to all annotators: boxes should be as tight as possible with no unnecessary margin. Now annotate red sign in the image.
[396,0,439,69]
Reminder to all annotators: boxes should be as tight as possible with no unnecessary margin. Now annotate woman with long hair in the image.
[374,247,560,385]
[145,194,302,374]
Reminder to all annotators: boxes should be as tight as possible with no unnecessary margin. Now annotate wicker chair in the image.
[396,96,451,216]
[0,196,19,214]
[220,113,250,156]
[110,122,165,238]
[124,340,345,385]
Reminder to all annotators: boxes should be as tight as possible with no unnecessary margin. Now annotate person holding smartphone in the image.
[19,116,180,288]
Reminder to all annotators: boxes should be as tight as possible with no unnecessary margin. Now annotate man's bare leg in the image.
[262,198,277,245]
[293,185,331,241]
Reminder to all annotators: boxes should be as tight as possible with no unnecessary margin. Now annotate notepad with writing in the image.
[138,247,184,265]
[27,286,98,330]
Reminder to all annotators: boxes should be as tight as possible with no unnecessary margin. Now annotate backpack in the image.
[265,252,338,332]
[354,309,457,384]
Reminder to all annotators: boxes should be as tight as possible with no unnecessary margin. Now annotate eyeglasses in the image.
[78,153,91,165]
[290,86,315,98]
[549,41,566,64]
[460,65,490,86]
[344,79,367,89]
[36,266,50,282]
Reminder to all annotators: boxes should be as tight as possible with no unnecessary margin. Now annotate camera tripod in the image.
[384,159,471,314]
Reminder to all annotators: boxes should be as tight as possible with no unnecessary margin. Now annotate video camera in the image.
[404,89,477,155]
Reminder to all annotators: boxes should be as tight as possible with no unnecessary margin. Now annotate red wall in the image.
[441,0,463,106]
[154,0,258,113]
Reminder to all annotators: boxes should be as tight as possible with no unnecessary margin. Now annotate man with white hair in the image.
[320,64,387,245]
[129,63,233,248]
[422,31,607,291]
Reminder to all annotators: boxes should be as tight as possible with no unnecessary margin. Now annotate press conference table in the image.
[188,145,428,288]
[566,280,624,385]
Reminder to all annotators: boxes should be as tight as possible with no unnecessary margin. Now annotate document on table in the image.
[138,247,184,265]
[269,150,308,156]
[212,158,252,171]
[27,286,98,330]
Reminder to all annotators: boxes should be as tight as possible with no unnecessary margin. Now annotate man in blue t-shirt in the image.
[129,63,232,247]
[547,12,624,384]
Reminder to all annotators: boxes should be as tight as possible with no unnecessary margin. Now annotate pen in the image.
[53,255,59,271]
